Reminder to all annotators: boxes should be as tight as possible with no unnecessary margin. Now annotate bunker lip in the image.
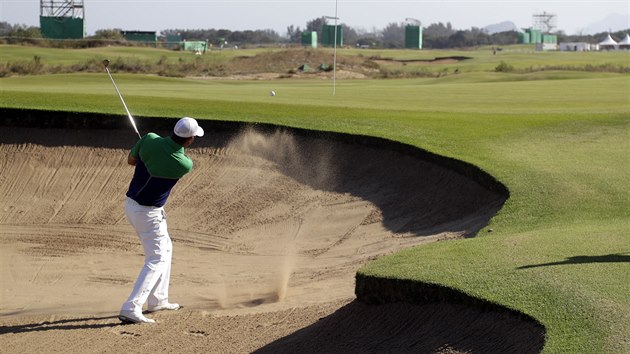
[0,110,544,353]
[0,107,509,197]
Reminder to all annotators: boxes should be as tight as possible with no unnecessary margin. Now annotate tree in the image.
[8,24,42,39]
[2,24,42,45]
[91,29,124,40]
[490,31,519,45]
[159,28,281,46]
[423,22,455,48]
[447,30,468,48]
[381,22,404,48]
[286,25,302,43]
[0,22,12,36]
[306,17,328,39]
[423,22,457,48]
[424,22,455,38]
[342,24,359,46]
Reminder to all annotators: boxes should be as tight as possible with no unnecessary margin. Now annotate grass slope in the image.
[1,47,629,353]
[2,44,628,78]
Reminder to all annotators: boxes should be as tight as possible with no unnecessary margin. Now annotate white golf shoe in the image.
[118,310,156,324]
[147,302,181,313]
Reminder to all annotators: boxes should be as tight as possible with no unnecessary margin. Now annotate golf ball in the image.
[270,90,276,96]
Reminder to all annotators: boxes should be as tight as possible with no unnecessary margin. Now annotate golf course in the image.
[0,44,628,353]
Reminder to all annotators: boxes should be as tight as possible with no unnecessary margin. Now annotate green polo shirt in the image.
[126,133,193,207]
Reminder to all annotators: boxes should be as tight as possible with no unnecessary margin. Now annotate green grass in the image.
[1,45,629,353]
[2,44,628,78]
[350,46,630,73]
[1,72,627,114]
[0,44,256,65]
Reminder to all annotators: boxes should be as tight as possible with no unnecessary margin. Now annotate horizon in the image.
[1,1,628,37]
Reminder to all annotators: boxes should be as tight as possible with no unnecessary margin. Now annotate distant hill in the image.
[582,13,628,35]
[483,21,519,34]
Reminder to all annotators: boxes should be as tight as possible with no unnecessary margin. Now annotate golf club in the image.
[103,59,141,139]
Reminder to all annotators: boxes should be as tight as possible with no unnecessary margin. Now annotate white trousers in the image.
[121,197,173,313]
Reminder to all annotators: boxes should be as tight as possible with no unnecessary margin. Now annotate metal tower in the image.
[39,1,85,39]
[533,11,557,33]
[40,0,84,18]
[404,18,423,49]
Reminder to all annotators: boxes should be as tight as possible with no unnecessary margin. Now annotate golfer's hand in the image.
[128,153,137,166]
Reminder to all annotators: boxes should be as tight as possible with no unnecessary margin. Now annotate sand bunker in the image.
[0,124,542,352]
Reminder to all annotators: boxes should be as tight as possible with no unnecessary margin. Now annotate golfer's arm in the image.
[128,153,137,166]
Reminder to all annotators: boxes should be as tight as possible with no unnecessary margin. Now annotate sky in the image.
[1,0,628,36]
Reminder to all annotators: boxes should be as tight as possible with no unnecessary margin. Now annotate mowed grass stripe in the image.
[1,73,628,114]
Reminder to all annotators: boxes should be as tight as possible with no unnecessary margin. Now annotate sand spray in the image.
[275,218,302,301]
[211,127,334,304]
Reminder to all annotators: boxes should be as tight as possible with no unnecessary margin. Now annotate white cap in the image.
[174,117,204,138]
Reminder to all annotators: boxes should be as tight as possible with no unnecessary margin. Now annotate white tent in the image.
[618,34,630,49]
[598,33,618,50]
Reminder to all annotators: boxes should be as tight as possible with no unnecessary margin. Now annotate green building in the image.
[530,29,542,43]
[518,32,530,44]
[521,28,544,44]
[404,25,423,49]
[121,31,157,43]
[40,17,85,39]
[542,34,558,44]
[301,31,318,48]
[165,33,182,49]
[520,28,557,45]
[321,25,343,47]
[182,40,208,53]
[39,0,85,39]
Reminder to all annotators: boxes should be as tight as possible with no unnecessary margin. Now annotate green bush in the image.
[495,61,514,72]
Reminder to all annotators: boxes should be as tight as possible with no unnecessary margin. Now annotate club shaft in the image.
[105,67,141,139]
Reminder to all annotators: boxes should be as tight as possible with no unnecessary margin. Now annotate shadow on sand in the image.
[0,315,123,335]
[254,300,545,354]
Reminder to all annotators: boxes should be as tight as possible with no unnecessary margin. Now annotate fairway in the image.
[0,45,629,353]
[1,72,627,114]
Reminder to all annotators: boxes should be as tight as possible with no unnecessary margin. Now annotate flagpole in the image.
[333,0,338,96]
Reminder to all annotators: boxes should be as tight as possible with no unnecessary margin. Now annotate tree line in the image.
[1,19,627,49]
[160,19,522,48]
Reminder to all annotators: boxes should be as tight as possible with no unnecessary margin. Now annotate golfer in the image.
[118,117,204,324]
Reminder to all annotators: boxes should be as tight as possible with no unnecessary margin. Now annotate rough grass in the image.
[2,44,628,79]
[0,46,375,78]
[0,46,629,352]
